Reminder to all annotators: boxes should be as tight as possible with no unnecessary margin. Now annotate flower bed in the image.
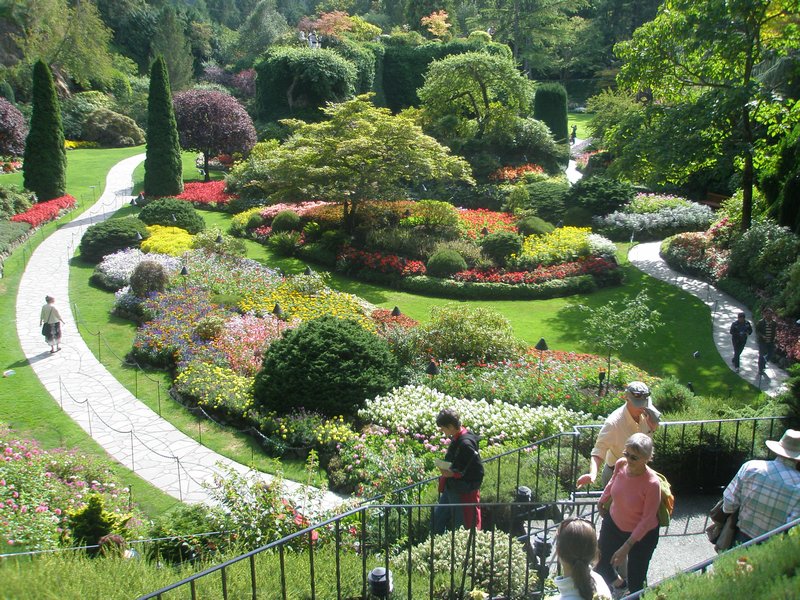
[452,257,617,285]
[0,424,141,552]
[337,247,426,276]
[489,163,545,182]
[10,195,76,227]
[457,208,517,239]
[174,181,236,207]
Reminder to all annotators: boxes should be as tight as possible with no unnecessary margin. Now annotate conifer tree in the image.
[533,83,569,145]
[23,60,67,201]
[144,56,183,197]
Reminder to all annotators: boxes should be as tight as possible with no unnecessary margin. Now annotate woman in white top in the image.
[549,517,611,600]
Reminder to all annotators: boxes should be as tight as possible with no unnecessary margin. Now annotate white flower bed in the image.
[94,249,183,289]
[360,385,589,444]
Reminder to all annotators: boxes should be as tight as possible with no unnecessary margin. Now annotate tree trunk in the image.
[203,151,211,183]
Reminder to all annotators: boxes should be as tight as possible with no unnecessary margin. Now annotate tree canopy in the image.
[173,89,257,182]
[0,98,27,156]
[228,94,474,232]
[615,0,800,229]
[418,51,534,139]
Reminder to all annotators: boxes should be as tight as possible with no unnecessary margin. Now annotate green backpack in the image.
[600,469,675,527]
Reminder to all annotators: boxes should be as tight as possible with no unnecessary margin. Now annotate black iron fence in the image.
[137,415,785,599]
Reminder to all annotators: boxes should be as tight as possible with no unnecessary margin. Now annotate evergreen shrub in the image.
[146,504,227,565]
[144,56,183,197]
[0,185,32,219]
[0,221,31,254]
[525,179,569,222]
[79,218,149,263]
[270,209,301,232]
[565,176,634,218]
[67,495,130,556]
[267,231,301,256]
[480,231,523,266]
[516,215,555,237]
[82,108,145,147]
[426,249,467,278]
[129,260,168,298]
[651,376,693,414]
[533,82,569,144]
[254,315,399,417]
[138,198,206,234]
[728,221,799,291]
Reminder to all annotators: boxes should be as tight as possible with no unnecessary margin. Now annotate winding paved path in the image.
[628,242,788,396]
[16,154,343,511]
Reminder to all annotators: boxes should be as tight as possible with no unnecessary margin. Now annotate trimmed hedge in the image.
[79,217,149,263]
[398,273,605,300]
[138,198,206,235]
[0,220,31,254]
[533,82,568,144]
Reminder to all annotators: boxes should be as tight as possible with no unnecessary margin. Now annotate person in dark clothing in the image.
[729,312,752,372]
[755,311,777,373]
[570,124,577,145]
[433,408,484,534]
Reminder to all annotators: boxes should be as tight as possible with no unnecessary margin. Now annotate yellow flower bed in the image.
[518,226,592,265]
[240,283,375,331]
[314,415,358,446]
[174,362,254,414]
[141,225,194,256]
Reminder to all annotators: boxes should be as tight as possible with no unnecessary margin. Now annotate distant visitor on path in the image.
[551,517,612,600]
[755,311,777,374]
[40,295,64,353]
[432,408,484,534]
[570,124,577,145]
[729,312,752,372]
[595,433,661,596]
[577,382,661,488]
[722,429,800,545]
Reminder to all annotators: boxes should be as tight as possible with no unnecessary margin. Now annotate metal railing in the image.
[622,516,800,600]
[137,415,786,599]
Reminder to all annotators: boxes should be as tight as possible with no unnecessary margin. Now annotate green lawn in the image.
[0,146,178,519]
[569,111,593,140]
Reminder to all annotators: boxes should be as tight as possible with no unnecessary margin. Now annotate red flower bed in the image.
[452,257,617,285]
[338,247,426,276]
[489,163,544,182]
[175,181,237,206]
[370,309,419,329]
[458,208,517,239]
[10,195,76,227]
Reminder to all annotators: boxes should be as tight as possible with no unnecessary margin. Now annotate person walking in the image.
[595,433,661,596]
[550,517,612,599]
[432,408,484,534]
[570,124,577,145]
[39,295,64,353]
[729,312,752,372]
[576,382,661,489]
[722,429,800,544]
[755,311,777,373]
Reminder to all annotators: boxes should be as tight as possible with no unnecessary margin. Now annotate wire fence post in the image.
[59,376,63,409]
[157,382,162,416]
[176,458,183,502]
[134,368,138,398]
[130,431,135,472]
[86,401,92,436]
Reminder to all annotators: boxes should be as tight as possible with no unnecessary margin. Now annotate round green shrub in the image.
[0,185,33,220]
[516,215,554,237]
[254,315,400,418]
[129,260,168,298]
[138,198,206,235]
[651,376,693,414]
[480,231,523,266]
[82,108,145,147]
[426,249,468,278]
[146,503,227,565]
[270,209,301,232]
[526,179,570,222]
[267,231,301,256]
[565,175,634,217]
[79,217,149,263]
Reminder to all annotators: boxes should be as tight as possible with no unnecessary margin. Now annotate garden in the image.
[1,2,799,597]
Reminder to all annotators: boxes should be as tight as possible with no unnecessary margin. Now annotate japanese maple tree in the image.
[173,90,257,182]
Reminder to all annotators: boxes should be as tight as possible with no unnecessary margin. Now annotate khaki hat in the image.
[625,381,651,408]
[766,429,800,461]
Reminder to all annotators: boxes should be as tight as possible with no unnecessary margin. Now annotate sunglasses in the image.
[623,451,642,462]
[629,391,649,398]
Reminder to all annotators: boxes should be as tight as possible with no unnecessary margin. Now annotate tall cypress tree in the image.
[23,60,67,201]
[533,83,569,146]
[144,55,183,197]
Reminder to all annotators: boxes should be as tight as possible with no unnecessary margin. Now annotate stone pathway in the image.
[15,154,343,511]
[628,242,788,396]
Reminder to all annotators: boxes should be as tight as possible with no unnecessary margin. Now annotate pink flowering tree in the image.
[173,90,257,182]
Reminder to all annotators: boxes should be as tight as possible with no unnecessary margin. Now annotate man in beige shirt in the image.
[576,381,661,488]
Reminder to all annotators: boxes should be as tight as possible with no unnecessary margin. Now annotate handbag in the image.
[705,499,738,552]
